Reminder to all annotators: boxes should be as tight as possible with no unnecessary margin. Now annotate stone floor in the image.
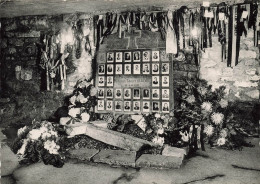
[1,128,259,184]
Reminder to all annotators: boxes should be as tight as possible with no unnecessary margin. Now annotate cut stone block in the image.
[69,148,99,161]
[136,154,183,169]
[162,145,188,159]
[85,123,157,151]
[93,149,136,167]
[91,120,108,129]
[65,124,88,137]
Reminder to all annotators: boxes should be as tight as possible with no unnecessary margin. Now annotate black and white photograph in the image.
[133,101,140,111]
[98,64,105,74]
[115,64,123,75]
[133,64,140,74]
[124,88,131,99]
[162,63,169,74]
[152,63,159,74]
[115,101,122,111]
[107,52,114,63]
[142,63,150,74]
[124,101,131,111]
[152,89,160,99]
[142,101,150,112]
[115,52,122,62]
[162,76,169,87]
[98,88,104,98]
[152,101,160,112]
[107,76,113,87]
[98,76,105,86]
[115,89,122,99]
[162,102,169,112]
[124,52,131,62]
[124,64,131,74]
[106,88,113,98]
[152,51,159,61]
[106,100,113,111]
[162,89,169,100]
[160,50,169,61]
[133,51,140,62]
[97,100,105,111]
[142,51,150,61]
[107,64,114,75]
[133,89,140,99]
[152,76,159,87]
[143,89,150,99]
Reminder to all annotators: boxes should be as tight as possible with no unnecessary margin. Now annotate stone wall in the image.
[199,30,260,102]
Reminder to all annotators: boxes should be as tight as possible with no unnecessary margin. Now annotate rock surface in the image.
[162,145,187,159]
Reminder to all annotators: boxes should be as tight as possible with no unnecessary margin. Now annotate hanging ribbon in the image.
[166,11,178,54]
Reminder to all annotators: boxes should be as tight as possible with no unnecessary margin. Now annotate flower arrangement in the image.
[12,120,65,168]
[174,78,253,150]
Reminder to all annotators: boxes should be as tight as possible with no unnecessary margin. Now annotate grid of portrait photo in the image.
[97,50,170,113]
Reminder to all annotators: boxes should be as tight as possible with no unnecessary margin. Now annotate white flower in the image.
[185,95,196,104]
[220,129,227,138]
[77,80,91,89]
[157,128,164,134]
[77,92,88,103]
[69,95,77,105]
[90,86,98,96]
[39,126,48,134]
[154,113,161,119]
[201,102,212,112]
[204,125,214,136]
[17,139,29,156]
[198,87,207,95]
[180,131,189,142]
[219,99,228,108]
[152,136,164,146]
[217,137,226,146]
[68,108,81,118]
[44,140,60,155]
[17,126,27,137]
[81,112,90,122]
[27,129,42,140]
[211,112,224,125]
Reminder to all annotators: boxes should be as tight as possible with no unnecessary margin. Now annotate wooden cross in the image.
[124,28,141,49]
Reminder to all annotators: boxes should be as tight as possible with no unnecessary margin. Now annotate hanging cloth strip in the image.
[218,7,227,62]
[227,5,240,67]
[166,11,178,54]
[178,11,185,50]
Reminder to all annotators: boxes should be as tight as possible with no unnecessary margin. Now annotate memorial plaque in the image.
[95,49,174,114]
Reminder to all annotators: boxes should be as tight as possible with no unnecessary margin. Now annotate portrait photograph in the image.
[152,63,159,74]
[98,76,105,87]
[115,89,122,99]
[98,88,104,98]
[124,88,131,99]
[115,101,122,111]
[106,88,113,98]
[142,51,150,62]
[107,64,114,75]
[162,102,170,112]
[124,101,131,112]
[142,101,150,112]
[143,89,150,99]
[124,64,131,74]
[152,101,160,112]
[133,51,140,62]
[133,89,140,99]
[97,100,105,111]
[152,89,160,100]
[124,52,131,62]
[152,51,159,62]
[115,52,122,62]
[115,64,123,75]
[107,76,113,87]
[162,76,169,87]
[106,100,113,111]
[133,64,141,74]
[152,76,160,87]
[162,89,169,100]
[142,63,150,74]
[160,50,169,61]
[98,64,105,74]
[162,63,169,74]
[107,52,114,63]
[133,101,140,112]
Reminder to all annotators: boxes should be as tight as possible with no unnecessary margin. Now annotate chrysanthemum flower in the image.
[185,95,196,104]
[219,99,228,108]
[201,102,213,112]
[198,86,207,95]
[211,112,224,125]
[27,129,42,140]
[217,137,226,146]
[81,112,90,122]
[152,136,164,146]
[220,129,228,138]
[204,125,214,136]
[44,140,60,155]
